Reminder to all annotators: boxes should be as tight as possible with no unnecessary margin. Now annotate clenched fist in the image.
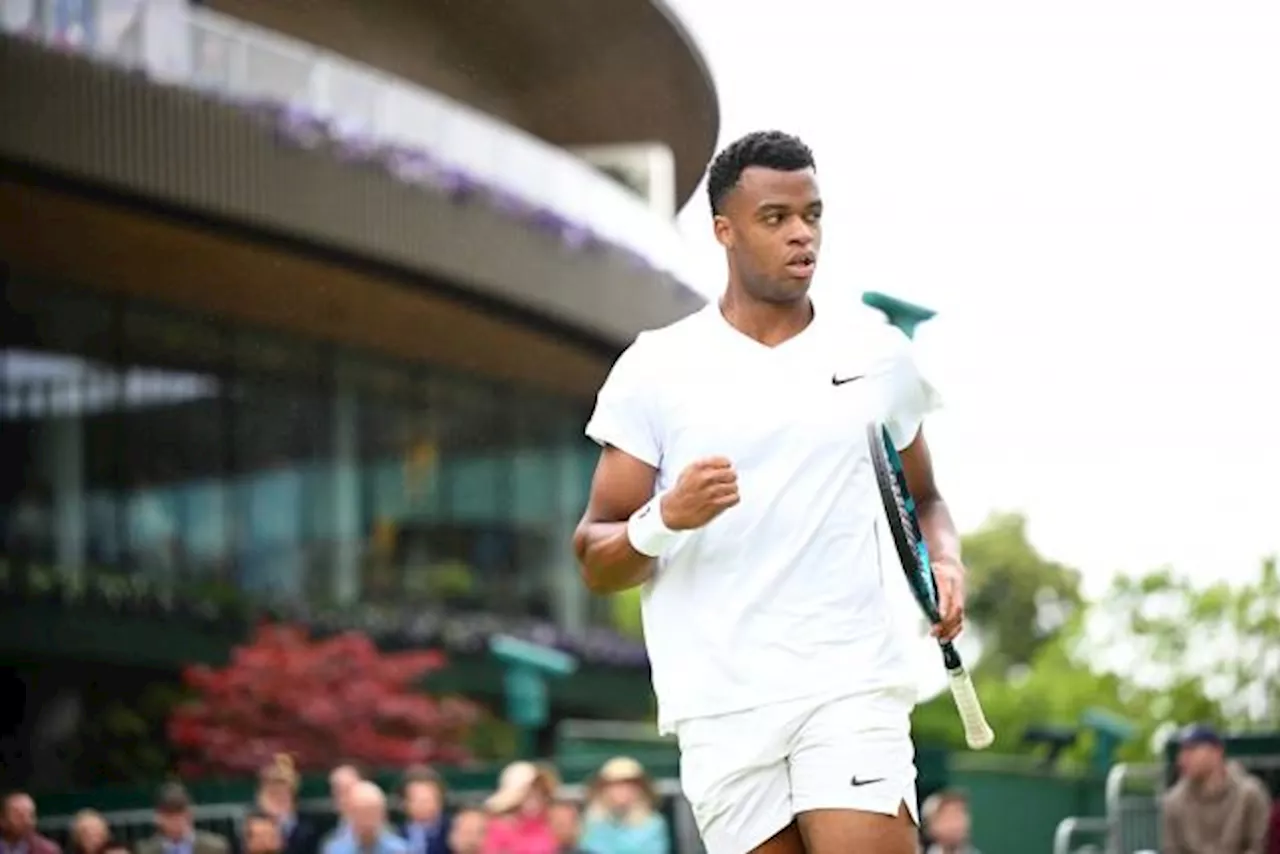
[660,456,740,530]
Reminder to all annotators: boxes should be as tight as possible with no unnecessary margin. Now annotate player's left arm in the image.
[900,427,965,641]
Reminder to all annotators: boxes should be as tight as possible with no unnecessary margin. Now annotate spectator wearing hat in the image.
[137,783,231,854]
[1162,724,1271,854]
[580,758,668,854]
[256,756,319,854]
[399,766,450,854]
[480,762,560,854]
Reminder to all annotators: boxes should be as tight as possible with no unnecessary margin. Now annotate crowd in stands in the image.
[1,755,671,854]
[6,731,1280,854]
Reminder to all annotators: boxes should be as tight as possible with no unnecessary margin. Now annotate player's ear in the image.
[712,214,734,249]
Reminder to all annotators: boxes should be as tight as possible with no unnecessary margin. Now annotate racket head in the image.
[865,421,942,624]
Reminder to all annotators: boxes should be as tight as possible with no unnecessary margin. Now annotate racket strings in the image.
[876,428,941,615]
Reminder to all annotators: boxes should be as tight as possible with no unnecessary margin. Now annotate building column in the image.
[46,409,86,582]
[331,370,361,605]
[550,442,588,634]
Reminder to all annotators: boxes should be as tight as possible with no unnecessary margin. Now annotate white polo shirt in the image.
[585,301,941,733]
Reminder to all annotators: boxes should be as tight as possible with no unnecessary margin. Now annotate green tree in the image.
[1091,557,1280,729]
[917,555,1280,758]
[913,609,1222,762]
[962,512,1085,675]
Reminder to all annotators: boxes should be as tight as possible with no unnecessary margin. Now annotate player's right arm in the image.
[573,453,739,594]
[576,333,738,593]
[573,446,660,594]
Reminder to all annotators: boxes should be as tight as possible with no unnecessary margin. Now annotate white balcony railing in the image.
[1,0,697,285]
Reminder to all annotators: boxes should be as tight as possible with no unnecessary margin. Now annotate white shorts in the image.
[675,687,920,854]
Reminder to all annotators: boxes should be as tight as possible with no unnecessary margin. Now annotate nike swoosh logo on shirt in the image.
[850,776,885,787]
[831,374,865,386]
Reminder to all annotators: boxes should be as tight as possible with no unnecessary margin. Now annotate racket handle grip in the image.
[947,668,995,750]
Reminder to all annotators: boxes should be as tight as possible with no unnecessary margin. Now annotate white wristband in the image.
[627,492,683,558]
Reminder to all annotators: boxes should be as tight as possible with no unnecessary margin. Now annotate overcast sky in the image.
[668,0,1280,600]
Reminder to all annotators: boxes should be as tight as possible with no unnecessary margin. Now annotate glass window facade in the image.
[0,276,602,631]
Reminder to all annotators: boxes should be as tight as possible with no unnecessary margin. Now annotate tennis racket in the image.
[866,421,995,750]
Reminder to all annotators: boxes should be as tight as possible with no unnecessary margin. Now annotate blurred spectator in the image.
[68,810,110,854]
[323,783,406,854]
[921,790,980,854]
[321,764,364,851]
[243,811,284,854]
[447,810,486,854]
[400,766,450,854]
[545,803,586,854]
[257,755,318,854]
[137,783,230,854]
[1267,799,1280,854]
[1,792,60,854]
[1162,724,1271,854]
[481,762,560,854]
[101,845,130,854]
[580,758,668,854]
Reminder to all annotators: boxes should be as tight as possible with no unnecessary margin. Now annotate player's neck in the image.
[718,290,814,348]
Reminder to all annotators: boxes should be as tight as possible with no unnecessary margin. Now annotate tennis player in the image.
[573,130,966,854]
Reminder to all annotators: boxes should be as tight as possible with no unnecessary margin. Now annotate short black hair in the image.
[706,131,815,215]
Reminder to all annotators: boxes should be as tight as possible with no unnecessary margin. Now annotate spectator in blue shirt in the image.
[580,759,668,854]
[320,765,363,852]
[323,783,406,854]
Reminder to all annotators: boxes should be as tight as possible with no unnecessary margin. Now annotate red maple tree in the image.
[168,623,481,776]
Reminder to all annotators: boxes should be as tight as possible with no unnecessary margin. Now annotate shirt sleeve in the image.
[584,332,662,468]
[883,328,943,451]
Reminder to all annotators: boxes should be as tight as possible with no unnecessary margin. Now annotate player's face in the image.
[714,166,822,304]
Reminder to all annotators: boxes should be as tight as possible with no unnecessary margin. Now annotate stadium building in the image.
[0,0,716,788]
